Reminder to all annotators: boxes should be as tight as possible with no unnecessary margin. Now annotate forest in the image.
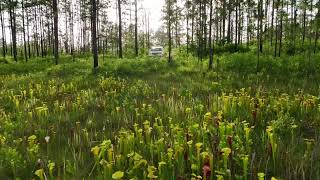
[0,0,320,179]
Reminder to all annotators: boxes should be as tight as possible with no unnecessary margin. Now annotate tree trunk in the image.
[208,0,214,70]
[259,0,263,53]
[26,7,31,58]
[274,3,278,57]
[65,2,69,54]
[53,0,59,64]
[70,4,75,61]
[271,0,275,46]
[134,0,138,57]
[235,0,238,51]
[175,5,179,48]
[186,3,189,54]
[191,4,194,47]
[0,3,6,58]
[118,0,123,58]
[34,6,39,57]
[302,2,306,44]
[39,6,44,57]
[167,0,172,63]
[227,5,232,43]
[278,0,283,57]
[9,0,17,62]
[22,0,28,62]
[91,0,98,68]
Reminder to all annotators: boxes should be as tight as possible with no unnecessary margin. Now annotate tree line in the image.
[0,0,319,69]
[163,0,320,69]
[0,0,152,67]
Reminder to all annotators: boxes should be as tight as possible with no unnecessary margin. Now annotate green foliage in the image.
[0,53,319,179]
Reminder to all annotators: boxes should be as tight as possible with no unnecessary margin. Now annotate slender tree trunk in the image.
[175,4,179,48]
[293,0,297,54]
[134,0,138,57]
[238,4,241,46]
[70,4,75,61]
[235,0,238,51]
[222,0,226,42]
[186,4,189,54]
[227,5,232,43]
[274,4,278,57]
[118,0,123,58]
[0,4,6,58]
[91,0,98,68]
[257,0,261,73]
[9,0,17,62]
[199,1,203,60]
[22,0,28,62]
[53,0,59,64]
[208,0,214,70]
[271,0,275,46]
[65,2,69,54]
[302,2,306,44]
[26,8,31,58]
[309,0,313,55]
[203,0,207,53]
[34,6,39,57]
[278,0,283,57]
[167,0,172,63]
[264,0,268,45]
[258,0,263,53]
[39,6,44,57]
[191,4,194,46]
[247,5,250,47]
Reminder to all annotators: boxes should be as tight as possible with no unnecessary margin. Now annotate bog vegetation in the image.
[1,0,320,179]
[1,51,320,179]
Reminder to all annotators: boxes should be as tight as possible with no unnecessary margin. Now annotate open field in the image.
[0,53,320,179]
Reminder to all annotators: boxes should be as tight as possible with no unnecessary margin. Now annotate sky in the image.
[142,0,165,31]
[109,0,165,31]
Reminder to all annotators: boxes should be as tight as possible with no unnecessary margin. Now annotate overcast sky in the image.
[142,0,165,31]
[109,0,165,31]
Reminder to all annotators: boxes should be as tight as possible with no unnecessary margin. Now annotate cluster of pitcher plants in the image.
[0,69,319,179]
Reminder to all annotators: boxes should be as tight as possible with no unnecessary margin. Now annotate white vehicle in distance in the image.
[149,46,164,57]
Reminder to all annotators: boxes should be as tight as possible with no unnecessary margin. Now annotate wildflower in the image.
[221,147,231,157]
[28,135,37,145]
[216,175,223,180]
[0,135,6,145]
[48,161,55,175]
[116,107,120,112]
[195,143,203,155]
[257,172,265,180]
[204,112,212,121]
[91,146,100,157]
[202,162,211,180]
[45,136,50,143]
[186,107,192,114]
[34,168,45,180]
[195,142,203,149]
[147,166,158,179]
[112,171,124,179]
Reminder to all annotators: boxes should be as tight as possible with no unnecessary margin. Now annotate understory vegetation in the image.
[0,51,320,179]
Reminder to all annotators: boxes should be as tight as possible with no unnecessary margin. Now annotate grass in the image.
[0,52,319,179]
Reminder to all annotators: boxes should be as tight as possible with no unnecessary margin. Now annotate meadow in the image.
[0,52,320,179]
